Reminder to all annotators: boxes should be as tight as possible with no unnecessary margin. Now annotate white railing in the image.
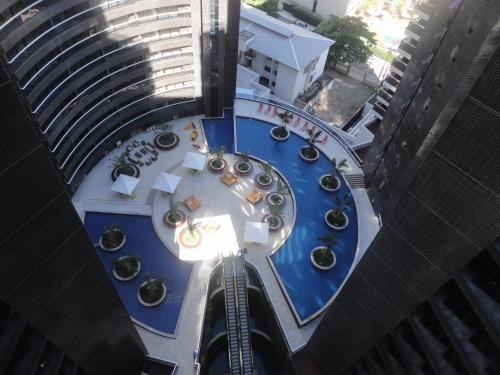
[61,84,194,167]
[51,69,193,151]
[42,50,192,133]
[21,9,190,89]
[32,31,192,113]
[235,93,363,167]
[67,97,196,184]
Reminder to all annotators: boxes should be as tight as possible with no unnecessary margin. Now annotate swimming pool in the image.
[84,212,192,335]
[235,117,358,324]
[202,108,235,152]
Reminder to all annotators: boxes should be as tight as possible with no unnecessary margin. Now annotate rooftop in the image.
[240,4,334,71]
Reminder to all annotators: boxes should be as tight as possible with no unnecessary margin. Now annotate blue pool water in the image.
[236,117,358,323]
[202,108,235,152]
[84,212,192,335]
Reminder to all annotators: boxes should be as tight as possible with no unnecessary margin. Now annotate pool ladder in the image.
[222,253,254,375]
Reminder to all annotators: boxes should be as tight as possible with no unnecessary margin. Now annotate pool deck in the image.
[72,104,380,374]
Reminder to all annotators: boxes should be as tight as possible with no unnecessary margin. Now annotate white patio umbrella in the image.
[110,174,139,196]
[244,221,269,245]
[152,172,181,194]
[182,152,207,171]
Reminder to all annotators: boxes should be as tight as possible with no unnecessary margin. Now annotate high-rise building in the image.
[0,0,239,193]
[1,0,498,374]
[0,0,240,374]
[299,0,500,373]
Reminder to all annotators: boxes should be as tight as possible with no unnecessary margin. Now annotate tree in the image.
[315,16,376,69]
[243,0,280,18]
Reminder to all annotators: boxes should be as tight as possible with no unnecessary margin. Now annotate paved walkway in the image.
[72,103,380,374]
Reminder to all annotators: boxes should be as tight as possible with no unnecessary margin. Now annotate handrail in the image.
[66,97,196,184]
[43,50,192,133]
[20,9,190,88]
[235,93,362,167]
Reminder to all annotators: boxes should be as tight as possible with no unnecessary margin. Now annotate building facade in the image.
[0,0,240,193]
[0,0,240,373]
[299,0,500,373]
[238,4,332,103]
[283,0,360,18]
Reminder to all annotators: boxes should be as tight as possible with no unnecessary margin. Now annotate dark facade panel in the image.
[0,56,145,374]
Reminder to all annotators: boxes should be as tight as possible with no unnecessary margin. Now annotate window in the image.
[264,66,271,73]
[271,81,276,87]
[273,70,277,76]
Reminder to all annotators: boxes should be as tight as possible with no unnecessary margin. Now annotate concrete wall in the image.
[287,0,349,18]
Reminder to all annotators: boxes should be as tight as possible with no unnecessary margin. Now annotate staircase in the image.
[344,174,366,189]
[222,254,254,375]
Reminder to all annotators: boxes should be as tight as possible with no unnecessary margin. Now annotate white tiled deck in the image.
[72,103,379,374]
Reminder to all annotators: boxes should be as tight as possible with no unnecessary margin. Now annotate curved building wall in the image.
[0,0,239,192]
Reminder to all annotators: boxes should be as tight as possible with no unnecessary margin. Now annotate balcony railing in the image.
[235,92,362,167]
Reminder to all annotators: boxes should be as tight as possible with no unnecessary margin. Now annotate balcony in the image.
[376,88,393,107]
[373,101,388,120]
[405,19,425,42]
[383,73,400,92]
[414,1,433,22]
[391,57,407,76]
[398,38,417,60]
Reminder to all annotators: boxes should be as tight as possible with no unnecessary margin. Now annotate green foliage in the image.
[306,129,322,150]
[275,179,290,195]
[168,194,182,214]
[243,0,280,18]
[209,145,226,160]
[289,6,323,27]
[330,157,348,175]
[315,16,375,66]
[259,161,274,176]
[396,0,405,15]
[334,192,354,212]
[278,111,293,128]
[155,122,173,134]
[109,152,128,169]
[113,256,140,277]
[237,151,250,163]
[360,0,381,12]
[186,216,200,235]
[267,201,283,217]
[369,44,396,61]
[317,233,338,252]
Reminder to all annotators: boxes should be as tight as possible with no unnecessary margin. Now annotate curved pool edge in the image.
[235,114,361,326]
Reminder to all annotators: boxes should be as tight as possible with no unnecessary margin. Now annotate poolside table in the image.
[184,195,201,211]
[246,189,264,205]
[221,172,237,187]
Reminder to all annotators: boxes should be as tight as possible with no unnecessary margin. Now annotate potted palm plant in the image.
[154,122,179,150]
[137,273,167,307]
[233,151,253,176]
[262,203,284,232]
[319,158,348,192]
[265,179,289,207]
[163,194,186,227]
[254,161,275,189]
[325,193,353,230]
[310,233,337,270]
[99,224,126,251]
[270,110,293,141]
[208,145,228,173]
[178,216,203,248]
[109,152,140,181]
[112,255,141,281]
[299,129,322,162]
